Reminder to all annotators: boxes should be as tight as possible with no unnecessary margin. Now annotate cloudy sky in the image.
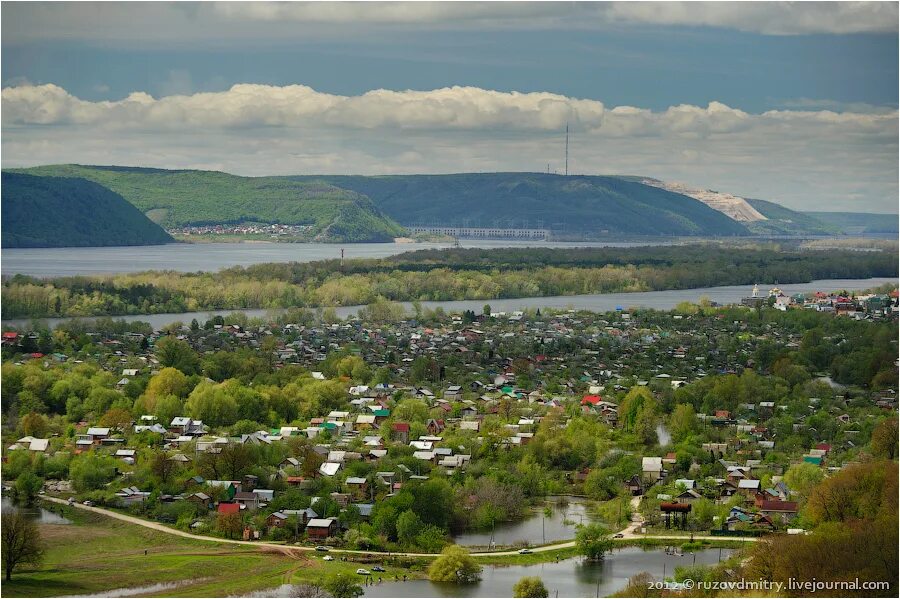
[2,1,898,213]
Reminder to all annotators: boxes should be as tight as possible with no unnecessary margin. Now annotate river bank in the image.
[4,276,896,331]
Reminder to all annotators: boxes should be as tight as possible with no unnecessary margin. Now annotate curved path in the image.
[42,495,754,559]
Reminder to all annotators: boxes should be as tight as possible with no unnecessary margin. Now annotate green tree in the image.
[69,453,118,492]
[14,472,43,505]
[1,511,44,581]
[513,576,549,598]
[19,412,48,438]
[575,522,613,561]
[870,418,898,460]
[324,573,363,598]
[141,367,191,413]
[396,509,424,546]
[154,394,184,425]
[427,545,482,583]
[806,461,897,525]
[668,404,697,443]
[783,463,825,502]
[154,336,200,374]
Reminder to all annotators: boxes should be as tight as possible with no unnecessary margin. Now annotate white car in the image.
[356,569,371,575]
[322,555,334,561]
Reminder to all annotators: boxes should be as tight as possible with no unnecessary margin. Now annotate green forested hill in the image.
[745,198,841,235]
[805,211,899,235]
[8,165,406,242]
[1,173,174,248]
[291,172,749,236]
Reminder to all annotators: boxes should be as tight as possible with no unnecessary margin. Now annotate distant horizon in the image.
[3,2,897,212]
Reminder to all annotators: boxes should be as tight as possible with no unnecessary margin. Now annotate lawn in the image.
[2,508,421,597]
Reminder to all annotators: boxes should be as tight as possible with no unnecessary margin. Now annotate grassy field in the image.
[3,508,423,597]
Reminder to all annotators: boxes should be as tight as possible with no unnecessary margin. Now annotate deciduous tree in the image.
[427,545,481,583]
[2,511,44,581]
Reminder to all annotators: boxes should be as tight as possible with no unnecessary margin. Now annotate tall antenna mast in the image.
[565,122,569,176]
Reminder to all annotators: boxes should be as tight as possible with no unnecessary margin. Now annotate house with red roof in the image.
[392,422,410,444]
[581,395,602,406]
[217,502,241,515]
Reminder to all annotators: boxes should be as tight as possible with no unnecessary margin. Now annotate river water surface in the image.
[364,547,732,598]
[2,240,672,278]
[4,277,895,330]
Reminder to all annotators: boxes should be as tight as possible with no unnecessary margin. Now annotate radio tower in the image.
[565,122,569,176]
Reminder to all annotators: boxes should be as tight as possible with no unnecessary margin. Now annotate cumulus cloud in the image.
[1,81,897,213]
[4,83,894,139]
[1,83,608,131]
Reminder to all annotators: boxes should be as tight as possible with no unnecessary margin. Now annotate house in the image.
[186,492,212,510]
[170,417,206,436]
[724,506,775,532]
[737,479,761,497]
[280,457,301,470]
[85,427,110,443]
[353,503,374,521]
[355,414,376,430]
[345,477,368,499]
[305,517,338,540]
[217,502,241,515]
[755,498,799,523]
[392,422,410,444]
[426,419,445,435]
[116,486,151,506]
[625,474,643,496]
[115,449,136,464]
[444,385,463,400]
[254,489,275,503]
[319,462,341,477]
[642,457,664,483]
[206,480,238,500]
[460,405,477,418]
[13,437,50,453]
[676,489,703,503]
[267,511,291,528]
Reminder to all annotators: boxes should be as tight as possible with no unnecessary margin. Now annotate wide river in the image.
[1,240,674,278]
[3,277,895,331]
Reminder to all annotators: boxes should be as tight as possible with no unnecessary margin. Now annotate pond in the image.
[453,496,595,549]
[1,494,72,524]
[363,546,733,598]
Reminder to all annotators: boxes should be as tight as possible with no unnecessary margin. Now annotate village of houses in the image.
[2,285,897,551]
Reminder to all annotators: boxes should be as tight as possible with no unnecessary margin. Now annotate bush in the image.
[513,576,549,598]
[323,573,363,598]
[427,545,481,583]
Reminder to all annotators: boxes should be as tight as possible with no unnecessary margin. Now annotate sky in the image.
[2,1,898,213]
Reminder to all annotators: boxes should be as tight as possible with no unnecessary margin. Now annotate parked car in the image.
[372,566,385,572]
[613,533,624,538]
[356,569,371,576]
[322,555,334,561]
[83,500,94,507]
[315,546,330,552]
[518,548,533,554]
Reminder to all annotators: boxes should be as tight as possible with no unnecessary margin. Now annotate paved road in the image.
[42,495,755,558]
